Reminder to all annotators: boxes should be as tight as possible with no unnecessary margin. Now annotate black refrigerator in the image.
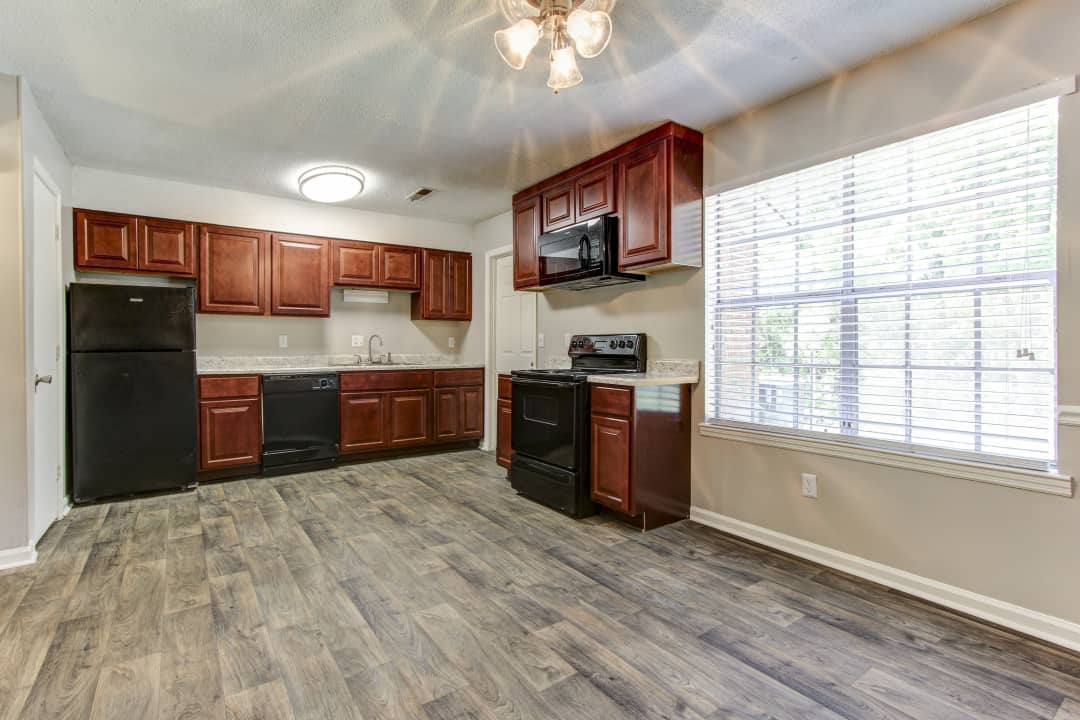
[69,283,197,503]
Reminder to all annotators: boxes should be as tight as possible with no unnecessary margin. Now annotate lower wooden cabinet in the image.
[338,368,483,456]
[589,382,692,529]
[198,375,262,472]
[388,390,432,448]
[340,392,389,453]
[590,414,632,512]
[496,375,513,469]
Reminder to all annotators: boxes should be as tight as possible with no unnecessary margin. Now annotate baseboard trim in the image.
[689,506,1080,653]
[0,545,37,572]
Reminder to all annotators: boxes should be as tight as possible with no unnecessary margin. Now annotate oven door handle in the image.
[512,378,580,390]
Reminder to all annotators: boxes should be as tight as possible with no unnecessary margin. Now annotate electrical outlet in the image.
[351,335,364,348]
[801,473,818,499]
[564,333,572,349]
[538,333,546,349]
[448,337,456,349]
[278,335,288,349]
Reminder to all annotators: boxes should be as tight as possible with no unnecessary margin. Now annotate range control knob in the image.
[626,340,635,349]
[618,340,627,349]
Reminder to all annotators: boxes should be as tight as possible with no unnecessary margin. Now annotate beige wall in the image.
[694,0,1080,624]
[0,75,28,551]
[71,168,476,361]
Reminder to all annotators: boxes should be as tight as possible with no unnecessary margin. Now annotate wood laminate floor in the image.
[1,450,1078,719]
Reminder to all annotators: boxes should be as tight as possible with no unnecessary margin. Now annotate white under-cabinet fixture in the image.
[298,165,365,203]
[343,289,389,304]
[494,0,616,92]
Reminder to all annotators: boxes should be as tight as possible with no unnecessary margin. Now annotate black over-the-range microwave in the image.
[536,216,645,291]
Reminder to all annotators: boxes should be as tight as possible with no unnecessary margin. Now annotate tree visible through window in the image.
[705,99,1058,468]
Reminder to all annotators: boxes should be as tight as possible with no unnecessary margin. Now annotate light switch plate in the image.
[351,335,364,347]
[448,337,456,349]
[278,335,288,349]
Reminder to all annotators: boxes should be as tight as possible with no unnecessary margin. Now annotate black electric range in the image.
[509,334,646,518]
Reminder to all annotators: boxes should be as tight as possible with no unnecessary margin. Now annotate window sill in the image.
[698,422,1073,498]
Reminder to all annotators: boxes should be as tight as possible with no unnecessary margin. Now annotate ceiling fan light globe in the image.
[495,18,541,70]
[566,8,612,58]
[547,45,583,92]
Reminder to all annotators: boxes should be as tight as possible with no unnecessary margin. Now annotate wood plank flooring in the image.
[1,449,1078,719]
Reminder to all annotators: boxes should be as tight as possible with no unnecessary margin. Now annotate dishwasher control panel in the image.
[262,373,339,393]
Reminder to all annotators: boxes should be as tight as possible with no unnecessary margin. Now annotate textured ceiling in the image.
[0,0,1015,223]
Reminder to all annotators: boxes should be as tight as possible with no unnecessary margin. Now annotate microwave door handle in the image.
[578,236,591,266]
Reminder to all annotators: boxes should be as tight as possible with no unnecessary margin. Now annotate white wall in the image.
[72,168,478,361]
[694,0,1080,626]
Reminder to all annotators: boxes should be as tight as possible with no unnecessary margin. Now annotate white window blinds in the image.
[705,98,1059,469]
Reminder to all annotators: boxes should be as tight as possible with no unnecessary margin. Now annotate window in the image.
[705,99,1058,469]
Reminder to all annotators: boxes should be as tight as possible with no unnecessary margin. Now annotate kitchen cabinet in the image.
[496,374,513,469]
[512,196,541,290]
[198,225,270,315]
[618,139,669,270]
[137,216,196,276]
[76,209,196,277]
[271,233,330,317]
[75,209,138,272]
[412,249,472,321]
[340,392,389,453]
[333,240,420,291]
[198,375,261,472]
[589,382,692,530]
[433,369,484,443]
[542,181,576,231]
[388,390,432,448]
[510,122,702,278]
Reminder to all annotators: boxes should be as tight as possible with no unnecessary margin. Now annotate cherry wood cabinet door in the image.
[340,392,389,453]
[387,390,431,448]
[75,209,138,271]
[136,216,196,276]
[591,414,632,512]
[542,181,576,232]
[459,386,484,439]
[333,239,378,287]
[378,245,421,290]
[420,250,449,318]
[618,137,670,270]
[447,252,472,320]
[199,398,262,470]
[271,234,330,317]
[496,398,513,469]
[575,164,616,222]
[198,225,269,315]
[434,388,460,441]
[512,196,541,289]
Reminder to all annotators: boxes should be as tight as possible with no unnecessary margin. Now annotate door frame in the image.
[482,244,536,452]
[26,157,66,547]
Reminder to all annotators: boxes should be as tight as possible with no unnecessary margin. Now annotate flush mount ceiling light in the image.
[298,165,365,203]
[495,0,616,93]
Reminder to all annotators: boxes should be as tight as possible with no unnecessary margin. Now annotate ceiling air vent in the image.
[408,187,435,203]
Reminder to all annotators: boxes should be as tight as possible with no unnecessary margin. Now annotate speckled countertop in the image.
[586,360,699,386]
[197,354,482,376]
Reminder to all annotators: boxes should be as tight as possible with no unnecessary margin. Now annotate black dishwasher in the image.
[262,373,339,473]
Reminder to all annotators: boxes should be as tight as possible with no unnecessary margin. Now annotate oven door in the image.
[538,223,603,286]
[511,378,587,470]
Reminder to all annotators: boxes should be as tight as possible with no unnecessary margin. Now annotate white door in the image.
[30,167,62,544]
[495,254,536,372]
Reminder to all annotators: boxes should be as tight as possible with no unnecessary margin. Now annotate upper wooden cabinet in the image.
[512,196,541,290]
[332,240,420,291]
[138,216,196,276]
[76,209,195,277]
[510,122,703,282]
[412,249,471,321]
[271,234,330,317]
[198,225,270,315]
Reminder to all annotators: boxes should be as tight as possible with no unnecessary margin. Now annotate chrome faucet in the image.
[368,334,383,364]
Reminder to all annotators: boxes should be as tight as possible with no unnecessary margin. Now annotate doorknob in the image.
[34,374,53,388]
